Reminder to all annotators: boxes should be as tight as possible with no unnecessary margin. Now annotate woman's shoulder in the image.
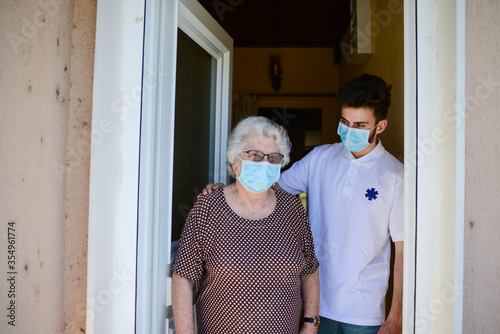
[274,187,304,208]
[191,186,225,213]
[273,188,309,229]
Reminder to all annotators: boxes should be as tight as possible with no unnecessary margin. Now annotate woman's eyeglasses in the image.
[240,150,284,164]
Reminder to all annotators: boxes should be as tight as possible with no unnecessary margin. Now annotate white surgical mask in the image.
[237,159,281,193]
[337,121,380,152]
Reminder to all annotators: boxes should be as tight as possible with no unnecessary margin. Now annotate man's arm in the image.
[172,273,196,334]
[378,241,403,334]
[300,270,320,334]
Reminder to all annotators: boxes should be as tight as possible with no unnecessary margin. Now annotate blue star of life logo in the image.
[365,188,378,201]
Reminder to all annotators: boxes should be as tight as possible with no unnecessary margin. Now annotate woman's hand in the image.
[172,273,196,334]
[299,322,319,334]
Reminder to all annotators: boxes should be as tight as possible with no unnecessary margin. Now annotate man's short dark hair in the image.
[338,74,392,122]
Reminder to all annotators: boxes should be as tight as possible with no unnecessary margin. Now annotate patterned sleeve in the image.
[292,196,319,275]
[172,196,209,281]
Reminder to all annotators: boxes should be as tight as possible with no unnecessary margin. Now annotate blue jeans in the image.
[318,317,381,334]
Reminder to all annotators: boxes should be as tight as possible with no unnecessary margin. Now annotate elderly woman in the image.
[172,116,320,334]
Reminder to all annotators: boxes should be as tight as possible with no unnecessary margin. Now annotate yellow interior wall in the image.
[232,47,341,143]
[339,0,404,161]
[233,47,339,94]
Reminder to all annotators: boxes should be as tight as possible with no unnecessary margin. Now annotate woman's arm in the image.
[300,269,320,333]
[172,273,196,334]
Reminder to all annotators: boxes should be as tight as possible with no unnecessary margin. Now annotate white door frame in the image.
[134,0,179,333]
[403,0,465,332]
[86,0,145,332]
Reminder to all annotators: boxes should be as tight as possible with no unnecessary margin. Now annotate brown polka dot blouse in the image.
[173,187,319,334]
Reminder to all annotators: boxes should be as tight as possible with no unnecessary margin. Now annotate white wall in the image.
[464,1,500,332]
[0,0,96,332]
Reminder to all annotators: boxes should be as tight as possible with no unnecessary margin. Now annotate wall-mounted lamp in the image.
[269,55,282,92]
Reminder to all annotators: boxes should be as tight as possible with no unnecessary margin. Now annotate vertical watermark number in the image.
[6,221,16,326]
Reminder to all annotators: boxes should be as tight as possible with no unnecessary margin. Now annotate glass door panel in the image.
[137,1,231,333]
[171,29,216,242]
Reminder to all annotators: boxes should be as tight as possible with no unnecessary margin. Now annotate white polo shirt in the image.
[278,141,404,326]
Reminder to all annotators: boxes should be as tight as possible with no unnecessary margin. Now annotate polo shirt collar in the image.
[341,140,386,163]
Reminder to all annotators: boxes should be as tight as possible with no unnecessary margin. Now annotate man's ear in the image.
[376,119,388,134]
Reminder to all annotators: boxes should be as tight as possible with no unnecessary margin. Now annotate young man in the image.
[277,74,403,333]
[202,74,403,333]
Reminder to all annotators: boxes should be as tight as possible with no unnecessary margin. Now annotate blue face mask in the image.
[337,122,379,152]
[237,159,281,193]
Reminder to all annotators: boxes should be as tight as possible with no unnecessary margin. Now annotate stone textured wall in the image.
[464,1,500,332]
[0,0,96,332]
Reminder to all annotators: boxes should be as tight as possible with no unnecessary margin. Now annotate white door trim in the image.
[404,0,466,332]
[135,0,179,333]
[86,0,146,333]
[403,1,417,332]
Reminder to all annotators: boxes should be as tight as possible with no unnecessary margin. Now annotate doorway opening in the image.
[258,107,322,168]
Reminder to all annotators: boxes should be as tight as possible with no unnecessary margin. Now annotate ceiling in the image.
[197,0,351,47]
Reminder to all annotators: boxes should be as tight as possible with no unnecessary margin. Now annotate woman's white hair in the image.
[226,116,291,178]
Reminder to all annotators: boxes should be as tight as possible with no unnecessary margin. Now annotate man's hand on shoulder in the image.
[198,183,225,198]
